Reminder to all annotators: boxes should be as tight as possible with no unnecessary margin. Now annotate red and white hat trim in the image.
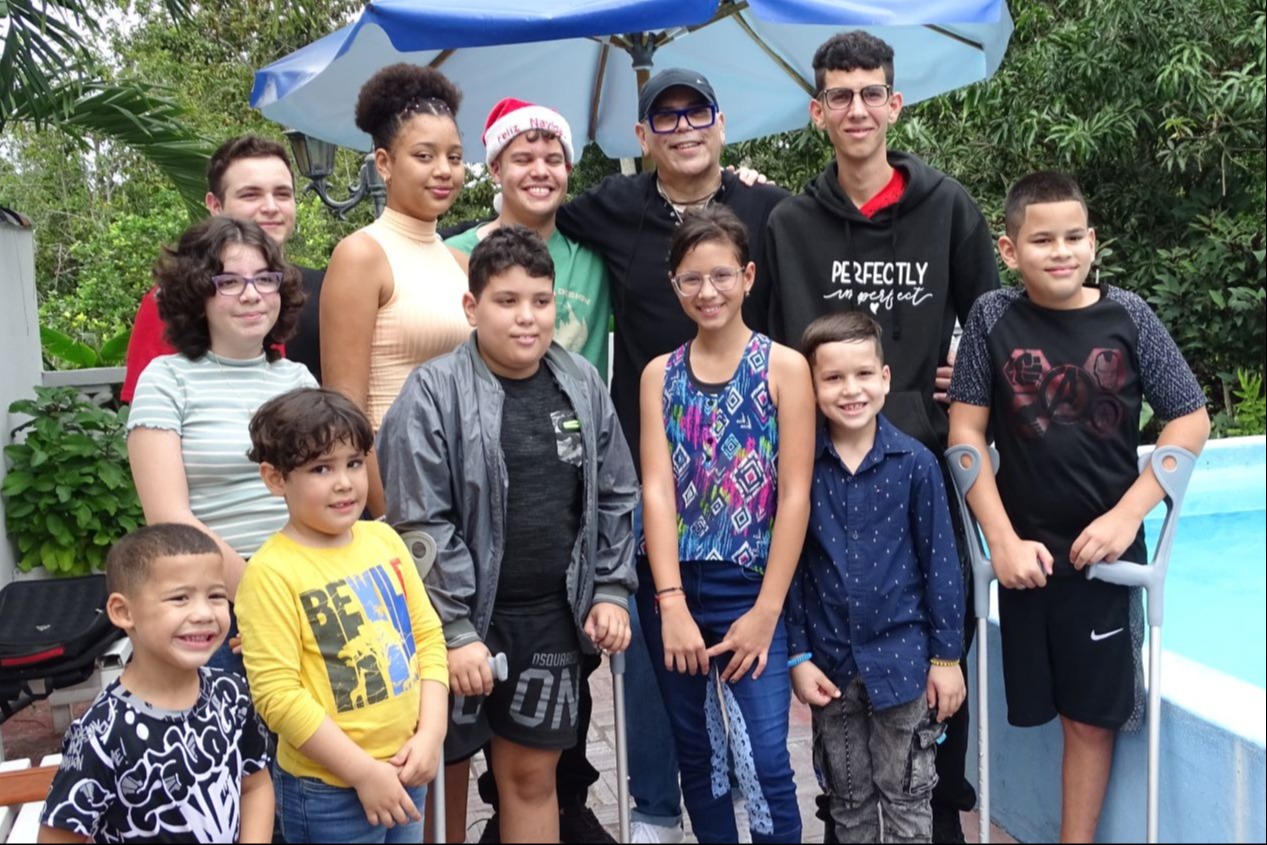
[482,98,575,167]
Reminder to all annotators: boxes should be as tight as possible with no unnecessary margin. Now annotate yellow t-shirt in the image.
[236,521,448,786]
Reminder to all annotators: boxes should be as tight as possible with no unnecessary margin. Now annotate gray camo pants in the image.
[811,677,945,844]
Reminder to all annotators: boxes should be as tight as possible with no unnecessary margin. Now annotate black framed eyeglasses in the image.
[819,84,892,111]
[210,271,284,296]
[646,104,718,134]
[669,266,743,298]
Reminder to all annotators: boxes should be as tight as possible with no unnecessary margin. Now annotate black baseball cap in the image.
[637,68,719,122]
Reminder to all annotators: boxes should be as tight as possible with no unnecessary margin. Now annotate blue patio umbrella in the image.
[252,0,1013,161]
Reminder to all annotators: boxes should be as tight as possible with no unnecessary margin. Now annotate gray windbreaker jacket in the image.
[378,334,639,650]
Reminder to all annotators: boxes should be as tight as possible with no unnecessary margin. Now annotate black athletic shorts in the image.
[444,603,582,762]
[998,575,1142,731]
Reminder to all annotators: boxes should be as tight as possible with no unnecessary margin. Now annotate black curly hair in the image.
[153,217,305,363]
[355,63,463,151]
[812,30,895,92]
[468,224,555,298]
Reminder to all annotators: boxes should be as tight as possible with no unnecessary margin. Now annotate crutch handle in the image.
[609,650,626,675]
[1086,446,1197,628]
[488,652,509,682]
[944,443,999,621]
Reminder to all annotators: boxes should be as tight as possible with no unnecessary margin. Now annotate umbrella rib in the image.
[730,9,814,97]
[923,24,984,52]
[589,42,611,144]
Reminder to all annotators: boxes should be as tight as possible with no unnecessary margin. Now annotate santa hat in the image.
[482,97,575,167]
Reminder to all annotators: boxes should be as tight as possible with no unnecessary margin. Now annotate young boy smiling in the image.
[377,225,638,843]
[39,524,273,843]
[236,388,448,844]
[787,312,965,844]
[949,171,1210,842]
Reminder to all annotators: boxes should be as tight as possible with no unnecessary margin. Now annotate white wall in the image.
[0,217,43,585]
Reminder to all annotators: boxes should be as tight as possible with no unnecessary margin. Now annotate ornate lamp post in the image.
[284,130,386,218]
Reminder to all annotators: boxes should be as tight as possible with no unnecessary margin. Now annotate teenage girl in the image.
[639,205,814,843]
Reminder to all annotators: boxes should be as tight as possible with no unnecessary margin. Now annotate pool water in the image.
[1140,451,1266,689]
[1146,510,1267,688]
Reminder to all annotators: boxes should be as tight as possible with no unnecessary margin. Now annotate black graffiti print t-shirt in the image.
[949,285,1206,576]
[41,667,270,842]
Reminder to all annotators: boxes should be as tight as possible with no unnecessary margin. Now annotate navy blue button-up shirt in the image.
[786,415,964,710]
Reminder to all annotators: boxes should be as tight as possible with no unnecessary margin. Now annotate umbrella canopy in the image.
[252,0,1012,160]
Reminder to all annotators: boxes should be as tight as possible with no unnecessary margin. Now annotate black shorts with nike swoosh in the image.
[998,575,1140,730]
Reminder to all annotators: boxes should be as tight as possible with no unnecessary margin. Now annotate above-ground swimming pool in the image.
[970,435,1266,843]
[1145,445,1265,689]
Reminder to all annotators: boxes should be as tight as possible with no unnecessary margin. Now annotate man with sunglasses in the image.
[121,135,324,402]
[555,68,789,844]
[763,30,998,844]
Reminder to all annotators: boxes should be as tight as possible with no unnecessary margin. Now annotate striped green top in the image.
[128,352,317,557]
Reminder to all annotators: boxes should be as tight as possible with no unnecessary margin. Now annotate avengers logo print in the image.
[1003,347,1127,439]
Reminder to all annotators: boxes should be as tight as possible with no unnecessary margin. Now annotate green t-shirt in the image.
[447,225,611,380]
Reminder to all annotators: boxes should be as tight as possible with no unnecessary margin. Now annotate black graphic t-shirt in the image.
[950,285,1206,576]
[497,366,582,609]
[41,668,270,843]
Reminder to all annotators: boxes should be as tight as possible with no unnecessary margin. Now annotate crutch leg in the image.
[1087,445,1196,844]
[610,651,630,843]
[945,443,1000,845]
[429,653,510,843]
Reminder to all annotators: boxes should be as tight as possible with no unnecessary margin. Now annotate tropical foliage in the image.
[3,0,1263,436]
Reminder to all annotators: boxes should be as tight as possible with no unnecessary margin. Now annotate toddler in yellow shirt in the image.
[235,388,448,843]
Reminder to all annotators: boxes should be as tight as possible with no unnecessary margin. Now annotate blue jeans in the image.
[274,766,428,844]
[646,562,801,844]
[628,505,684,827]
[628,565,684,826]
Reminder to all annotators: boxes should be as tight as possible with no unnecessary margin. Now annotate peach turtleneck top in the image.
[361,206,470,428]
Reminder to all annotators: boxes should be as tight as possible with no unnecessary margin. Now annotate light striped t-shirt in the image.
[128,352,317,557]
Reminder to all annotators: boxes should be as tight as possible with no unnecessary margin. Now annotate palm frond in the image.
[10,80,213,216]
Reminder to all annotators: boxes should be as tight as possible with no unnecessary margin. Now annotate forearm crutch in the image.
[400,528,510,842]
[1086,446,1196,845]
[945,444,1000,845]
[610,651,631,843]
[428,651,510,842]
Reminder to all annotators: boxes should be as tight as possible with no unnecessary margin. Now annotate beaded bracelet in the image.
[930,657,959,667]
[787,652,813,669]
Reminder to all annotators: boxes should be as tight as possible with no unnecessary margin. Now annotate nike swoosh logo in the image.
[1090,628,1124,642]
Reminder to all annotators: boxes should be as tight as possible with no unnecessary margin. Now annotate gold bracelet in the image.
[930,658,959,667]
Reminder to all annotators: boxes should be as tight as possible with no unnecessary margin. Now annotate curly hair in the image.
[468,225,555,298]
[153,217,305,362]
[812,30,895,91]
[355,63,463,151]
[248,388,375,476]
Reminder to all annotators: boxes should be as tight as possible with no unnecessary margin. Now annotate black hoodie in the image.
[762,151,998,452]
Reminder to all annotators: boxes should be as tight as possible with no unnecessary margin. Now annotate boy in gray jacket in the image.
[378,225,638,843]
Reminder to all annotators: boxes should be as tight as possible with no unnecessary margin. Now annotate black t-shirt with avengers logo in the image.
[949,285,1206,576]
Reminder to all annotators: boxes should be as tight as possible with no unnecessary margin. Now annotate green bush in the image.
[1212,369,1266,437]
[2,387,143,576]
[39,191,188,344]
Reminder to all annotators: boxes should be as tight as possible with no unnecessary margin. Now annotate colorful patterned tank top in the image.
[663,332,779,572]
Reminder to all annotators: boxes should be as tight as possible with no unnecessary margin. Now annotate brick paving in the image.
[461,656,1015,843]
[2,662,1015,843]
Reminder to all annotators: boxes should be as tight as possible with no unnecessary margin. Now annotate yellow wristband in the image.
[930,658,959,667]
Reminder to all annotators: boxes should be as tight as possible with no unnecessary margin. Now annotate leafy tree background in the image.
[2,0,1263,431]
